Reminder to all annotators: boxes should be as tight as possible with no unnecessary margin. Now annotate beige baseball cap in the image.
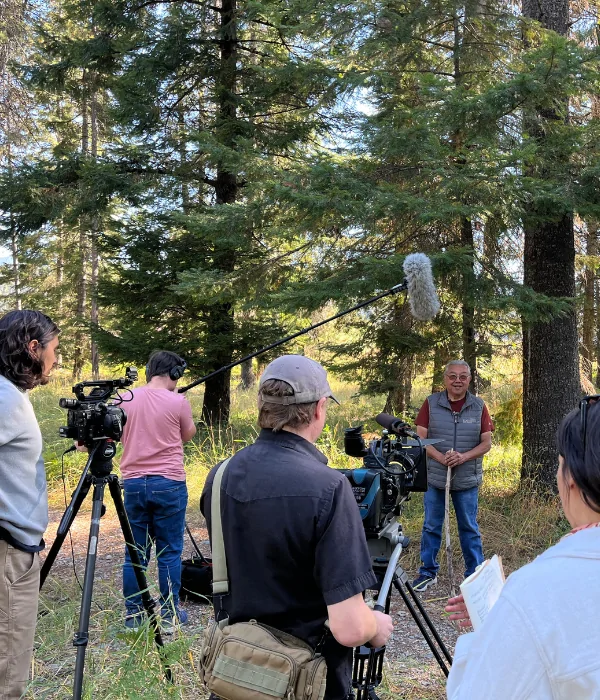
[259,355,340,405]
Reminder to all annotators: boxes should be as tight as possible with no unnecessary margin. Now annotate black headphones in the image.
[169,359,187,381]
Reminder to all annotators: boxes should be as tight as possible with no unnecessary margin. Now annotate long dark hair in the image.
[0,310,60,390]
[557,402,600,514]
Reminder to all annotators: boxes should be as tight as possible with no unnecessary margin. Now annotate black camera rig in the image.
[341,414,428,561]
[342,416,452,698]
[58,367,138,447]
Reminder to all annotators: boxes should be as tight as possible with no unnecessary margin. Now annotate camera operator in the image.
[119,350,196,631]
[0,309,59,699]
[200,355,394,700]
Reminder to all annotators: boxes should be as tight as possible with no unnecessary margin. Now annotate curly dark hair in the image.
[0,310,60,390]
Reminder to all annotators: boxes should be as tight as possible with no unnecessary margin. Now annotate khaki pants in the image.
[0,541,40,700]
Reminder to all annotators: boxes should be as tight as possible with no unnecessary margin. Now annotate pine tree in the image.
[80,0,356,423]
[520,0,586,489]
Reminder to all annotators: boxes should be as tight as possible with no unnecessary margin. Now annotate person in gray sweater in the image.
[0,309,59,700]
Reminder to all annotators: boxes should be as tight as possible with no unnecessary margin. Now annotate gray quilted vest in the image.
[426,390,484,491]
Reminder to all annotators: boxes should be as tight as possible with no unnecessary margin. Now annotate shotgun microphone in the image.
[375,412,419,439]
[403,253,440,321]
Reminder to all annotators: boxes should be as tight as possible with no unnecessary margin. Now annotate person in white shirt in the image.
[445,397,600,700]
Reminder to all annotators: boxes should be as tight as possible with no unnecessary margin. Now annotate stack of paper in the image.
[459,554,506,631]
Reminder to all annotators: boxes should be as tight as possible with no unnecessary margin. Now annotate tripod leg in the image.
[40,475,92,589]
[72,479,106,700]
[108,476,173,684]
[392,576,450,676]
[405,581,453,665]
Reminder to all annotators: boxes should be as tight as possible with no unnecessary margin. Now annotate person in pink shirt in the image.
[120,350,197,631]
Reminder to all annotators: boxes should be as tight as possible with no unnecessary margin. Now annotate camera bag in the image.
[180,524,213,603]
[180,555,213,603]
[199,457,327,700]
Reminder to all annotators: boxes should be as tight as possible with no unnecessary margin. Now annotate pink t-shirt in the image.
[119,386,195,481]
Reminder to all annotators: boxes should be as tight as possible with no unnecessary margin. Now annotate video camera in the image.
[341,413,428,561]
[58,367,138,448]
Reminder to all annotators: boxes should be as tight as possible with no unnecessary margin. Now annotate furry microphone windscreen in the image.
[402,253,441,321]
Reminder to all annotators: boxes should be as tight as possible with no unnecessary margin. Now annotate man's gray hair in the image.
[444,360,471,375]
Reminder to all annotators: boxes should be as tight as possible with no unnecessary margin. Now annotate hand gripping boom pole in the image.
[178,281,408,393]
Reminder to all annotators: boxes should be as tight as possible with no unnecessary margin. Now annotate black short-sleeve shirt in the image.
[200,429,377,700]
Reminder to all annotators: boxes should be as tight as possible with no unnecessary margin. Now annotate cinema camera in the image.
[342,413,428,562]
[58,367,138,449]
[343,415,452,696]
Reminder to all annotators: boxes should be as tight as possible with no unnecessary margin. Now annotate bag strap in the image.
[211,456,233,597]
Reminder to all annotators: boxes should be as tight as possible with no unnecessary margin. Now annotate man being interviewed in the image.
[200,355,393,700]
[412,360,494,592]
[120,350,197,631]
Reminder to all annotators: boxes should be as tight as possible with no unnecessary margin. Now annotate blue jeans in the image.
[419,485,484,579]
[122,476,188,616]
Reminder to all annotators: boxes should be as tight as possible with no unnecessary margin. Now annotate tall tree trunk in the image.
[453,9,478,394]
[384,300,414,414]
[72,78,89,380]
[56,226,64,368]
[6,139,21,310]
[461,216,477,393]
[521,0,580,490]
[201,0,238,425]
[582,226,597,384]
[90,85,100,379]
[384,358,414,415]
[239,358,257,390]
[478,214,502,391]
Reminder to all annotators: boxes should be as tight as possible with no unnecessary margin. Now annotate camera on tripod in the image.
[341,414,428,562]
[58,367,138,447]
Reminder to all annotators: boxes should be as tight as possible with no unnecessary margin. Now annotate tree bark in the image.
[384,301,414,414]
[201,0,238,425]
[521,0,580,491]
[239,359,257,390]
[383,360,413,415]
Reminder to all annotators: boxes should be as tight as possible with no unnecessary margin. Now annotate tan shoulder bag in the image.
[199,457,327,700]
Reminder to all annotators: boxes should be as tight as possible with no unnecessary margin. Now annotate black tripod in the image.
[350,543,453,700]
[40,440,173,700]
